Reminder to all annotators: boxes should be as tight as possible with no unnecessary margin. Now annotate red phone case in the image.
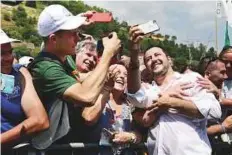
[90,12,113,23]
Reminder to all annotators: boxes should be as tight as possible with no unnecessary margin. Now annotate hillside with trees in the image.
[1,1,217,72]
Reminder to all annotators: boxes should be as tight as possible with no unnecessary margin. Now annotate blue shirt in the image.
[1,64,26,133]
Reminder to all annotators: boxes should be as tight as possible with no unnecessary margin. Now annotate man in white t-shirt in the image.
[127,25,221,155]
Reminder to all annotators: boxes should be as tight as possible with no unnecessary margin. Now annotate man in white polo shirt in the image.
[127,25,221,155]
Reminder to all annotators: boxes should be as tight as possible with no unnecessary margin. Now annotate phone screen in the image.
[138,20,160,34]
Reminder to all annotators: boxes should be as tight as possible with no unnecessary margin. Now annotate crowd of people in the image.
[1,4,232,155]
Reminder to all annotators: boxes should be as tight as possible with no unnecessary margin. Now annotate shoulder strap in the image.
[28,55,80,81]
[12,64,24,72]
[28,56,62,72]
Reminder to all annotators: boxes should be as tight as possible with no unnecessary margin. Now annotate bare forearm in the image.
[81,52,112,102]
[169,97,203,118]
[82,90,110,125]
[207,124,223,135]
[221,98,232,106]
[128,50,141,93]
[2,68,49,144]
[1,117,47,144]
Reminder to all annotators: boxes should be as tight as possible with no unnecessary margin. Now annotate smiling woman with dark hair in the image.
[81,64,142,155]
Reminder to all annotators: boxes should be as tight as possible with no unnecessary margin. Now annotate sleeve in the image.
[42,63,77,97]
[182,75,222,119]
[127,85,160,109]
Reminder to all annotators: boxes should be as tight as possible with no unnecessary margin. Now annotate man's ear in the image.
[167,56,173,65]
[205,70,210,78]
[49,34,57,44]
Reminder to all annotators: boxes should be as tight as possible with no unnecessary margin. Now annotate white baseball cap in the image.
[0,29,20,44]
[38,4,86,37]
[19,56,34,67]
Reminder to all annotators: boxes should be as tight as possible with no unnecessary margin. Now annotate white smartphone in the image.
[138,20,160,34]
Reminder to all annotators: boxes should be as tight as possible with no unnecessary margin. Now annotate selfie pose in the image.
[127,25,221,155]
[29,4,122,149]
[81,64,142,155]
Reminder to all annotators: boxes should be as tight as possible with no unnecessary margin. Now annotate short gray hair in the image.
[75,40,97,54]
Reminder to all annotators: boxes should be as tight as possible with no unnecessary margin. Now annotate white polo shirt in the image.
[129,72,221,155]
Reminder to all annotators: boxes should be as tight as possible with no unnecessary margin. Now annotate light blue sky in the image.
[85,1,232,53]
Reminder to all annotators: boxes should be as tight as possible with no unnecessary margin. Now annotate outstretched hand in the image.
[161,82,194,99]
[128,25,144,51]
[79,11,96,26]
[196,76,220,97]
[104,64,119,90]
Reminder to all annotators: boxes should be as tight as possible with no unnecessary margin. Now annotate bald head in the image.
[206,59,224,73]
[205,59,227,88]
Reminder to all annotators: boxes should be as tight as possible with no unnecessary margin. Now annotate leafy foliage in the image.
[3,12,11,21]
[3,5,42,47]
[13,45,31,58]
[1,1,217,71]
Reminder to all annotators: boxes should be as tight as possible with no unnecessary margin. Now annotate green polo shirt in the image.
[29,52,78,110]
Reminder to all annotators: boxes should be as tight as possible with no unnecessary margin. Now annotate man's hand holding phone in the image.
[102,32,122,58]
[89,12,113,23]
[79,11,96,26]
[129,20,160,51]
[129,20,160,44]
[129,25,144,45]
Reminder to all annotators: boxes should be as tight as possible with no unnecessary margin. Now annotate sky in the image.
[84,1,232,52]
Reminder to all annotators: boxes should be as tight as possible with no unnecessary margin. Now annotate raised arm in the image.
[127,26,144,93]
[82,88,110,126]
[63,32,121,106]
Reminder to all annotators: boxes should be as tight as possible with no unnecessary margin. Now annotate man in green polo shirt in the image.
[29,4,121,149]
